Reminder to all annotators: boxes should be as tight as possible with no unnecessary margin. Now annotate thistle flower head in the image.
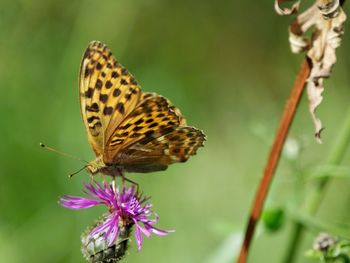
[60,181,173,251]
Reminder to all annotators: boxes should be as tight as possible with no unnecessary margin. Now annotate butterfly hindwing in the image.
[103,93,182,164]
[118,127,206,173]
[79,41,141,155]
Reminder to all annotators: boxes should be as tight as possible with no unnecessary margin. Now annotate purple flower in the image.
[59,181,174,250]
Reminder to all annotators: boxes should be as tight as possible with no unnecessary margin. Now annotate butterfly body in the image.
[80,41,205,177]
[86,154,167,177]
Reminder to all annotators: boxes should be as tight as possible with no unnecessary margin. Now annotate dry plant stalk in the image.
[237,59,311,263]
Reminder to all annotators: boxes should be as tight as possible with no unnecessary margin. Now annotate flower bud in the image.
[81,217,133,263]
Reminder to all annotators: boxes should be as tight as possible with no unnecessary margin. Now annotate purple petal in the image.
[105,215,119,246]
[134,224,143,250]
[90,221,110,237]
[90,215,115,237]
[83,182,115,205]
[134,220,151,238]
[146,224,175,236]
[89,213,120,247]
[59,195,102,209]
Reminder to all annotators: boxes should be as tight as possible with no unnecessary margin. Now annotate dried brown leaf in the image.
[275,0,301,15]
[282,0,346,143]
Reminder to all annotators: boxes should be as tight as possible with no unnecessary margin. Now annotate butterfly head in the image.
[86,164,99,175]
[86,156,105,175]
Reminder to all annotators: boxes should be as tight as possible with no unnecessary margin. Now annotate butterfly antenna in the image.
[69,165,88,178]
[39,143,88,164]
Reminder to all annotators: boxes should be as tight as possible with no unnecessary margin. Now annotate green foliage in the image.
[262,207,285,232]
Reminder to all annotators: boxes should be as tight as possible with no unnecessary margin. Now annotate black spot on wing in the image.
[121,123,132,129]
[103,106,113,115]
[134,119,143,125]
[96,62,103,70]
[113,89,121,97]
[133,126,143,131]
[125,93,132,100]
[111,71,119,78]
[86,103,99,112]
[84,88,94,98]
[105,80,112,89]
[121,68,128,75]
[130,77,138,85]
[96,79,103,90]
[87,116,100,123]
[99,94,108,103]
[149,123,158,128]
[84,68,93,78]
[116,103,125,114]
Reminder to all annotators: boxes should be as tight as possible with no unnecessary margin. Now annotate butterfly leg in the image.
[121,175,139,194]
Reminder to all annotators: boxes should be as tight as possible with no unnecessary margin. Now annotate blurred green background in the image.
[1,0,350,262]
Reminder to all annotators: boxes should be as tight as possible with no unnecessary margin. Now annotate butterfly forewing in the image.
[79,41,141,155]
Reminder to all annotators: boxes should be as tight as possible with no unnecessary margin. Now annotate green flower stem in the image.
[284,106,350,263]
[283,222,304,263]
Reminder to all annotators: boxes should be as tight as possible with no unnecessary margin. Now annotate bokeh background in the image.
[1,0,350,262]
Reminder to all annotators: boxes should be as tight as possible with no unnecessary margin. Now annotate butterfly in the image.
[80,41,206,177]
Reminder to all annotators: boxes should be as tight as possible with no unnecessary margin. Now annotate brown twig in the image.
[237,58,311,263]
